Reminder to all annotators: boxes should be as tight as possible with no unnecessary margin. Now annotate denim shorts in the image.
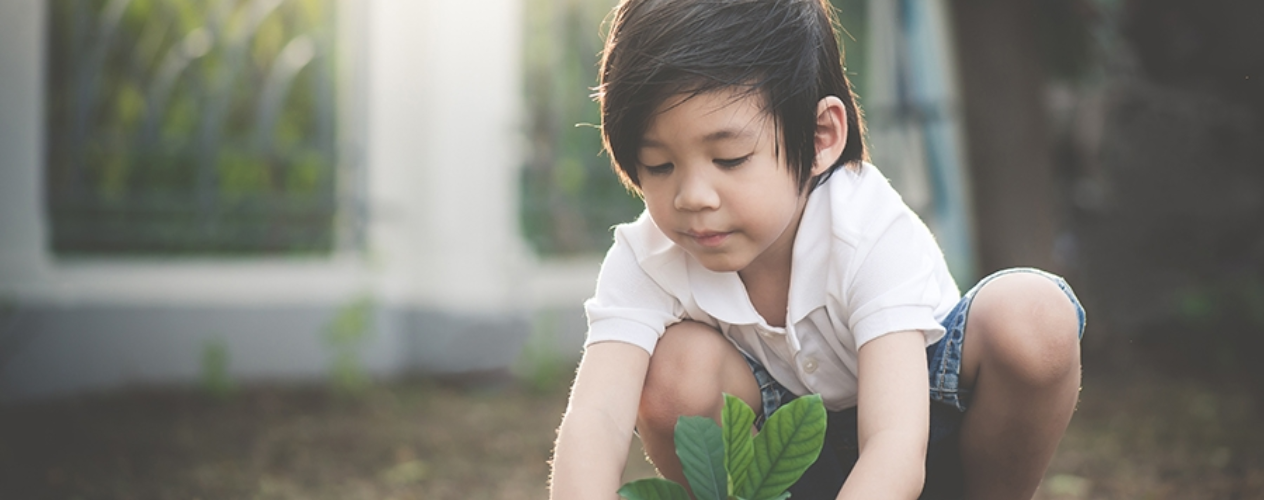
[743,267,1086,499]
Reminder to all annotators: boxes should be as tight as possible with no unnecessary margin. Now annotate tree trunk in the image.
[949,0,1058,275]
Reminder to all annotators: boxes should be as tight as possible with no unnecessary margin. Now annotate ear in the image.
[811,96,848,177]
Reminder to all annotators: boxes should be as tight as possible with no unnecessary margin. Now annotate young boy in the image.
[549,1,1086,499]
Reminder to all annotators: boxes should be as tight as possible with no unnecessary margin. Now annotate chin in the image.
[693,255,749,274]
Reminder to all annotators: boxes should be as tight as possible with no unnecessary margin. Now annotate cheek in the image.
[740,185,802,234]
[640,187,675,225]
[639,183,664,209]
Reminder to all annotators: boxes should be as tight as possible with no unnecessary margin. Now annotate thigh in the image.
[642,320,763,419]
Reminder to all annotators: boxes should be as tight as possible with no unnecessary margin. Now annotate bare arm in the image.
[836,330,930,500]
[550,341,651,500]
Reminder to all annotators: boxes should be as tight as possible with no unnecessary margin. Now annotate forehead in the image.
[641,88,774,147]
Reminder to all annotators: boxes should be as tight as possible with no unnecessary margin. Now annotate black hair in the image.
[596,0,867,194]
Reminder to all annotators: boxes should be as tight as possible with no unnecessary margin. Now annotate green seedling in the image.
[324,296,374,395]
[199,338,236,400]
[619,393,827,500]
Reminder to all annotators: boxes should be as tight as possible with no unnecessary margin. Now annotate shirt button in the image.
[802,358,818,374]
[760,329,775,339]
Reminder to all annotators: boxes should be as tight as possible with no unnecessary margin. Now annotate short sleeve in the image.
[583,228,685,355]
[843,208,950,349]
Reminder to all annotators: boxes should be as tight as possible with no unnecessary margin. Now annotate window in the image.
[45,0,345,255]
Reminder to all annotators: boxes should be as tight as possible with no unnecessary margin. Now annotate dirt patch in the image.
[1,366,1260,499]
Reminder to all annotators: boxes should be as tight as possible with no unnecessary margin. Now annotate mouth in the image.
[683,230,732,248]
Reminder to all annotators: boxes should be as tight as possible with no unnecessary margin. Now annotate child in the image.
[549,0,1086,499]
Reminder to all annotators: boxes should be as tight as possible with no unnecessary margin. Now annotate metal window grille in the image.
[45,0,349,255]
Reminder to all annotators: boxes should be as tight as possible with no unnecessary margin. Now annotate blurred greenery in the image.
[518,0,870,256]
[519,0,639,256]
[323,295,374,396]
[833,0,869,108]
[46,0,337,255]
[199,336,237,400]
[1163,277,1264,380]
[512,310,574,394]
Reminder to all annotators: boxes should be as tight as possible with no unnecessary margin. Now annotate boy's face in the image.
[637,89,817,274]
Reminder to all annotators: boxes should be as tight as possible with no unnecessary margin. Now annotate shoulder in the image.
[822,162,927,248]
[817,164,959,346]
[816,162,953,301]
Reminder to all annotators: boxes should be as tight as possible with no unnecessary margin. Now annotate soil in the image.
[1,361,1261,499]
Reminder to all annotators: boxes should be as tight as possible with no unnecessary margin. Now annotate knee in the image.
[969,272,1082,388]
[638,321,729,433]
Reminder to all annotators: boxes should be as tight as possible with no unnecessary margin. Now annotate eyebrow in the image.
[641,128,758,149]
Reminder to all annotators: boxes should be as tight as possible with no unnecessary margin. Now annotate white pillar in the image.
[0,0,50,293]
[366,0,527,313]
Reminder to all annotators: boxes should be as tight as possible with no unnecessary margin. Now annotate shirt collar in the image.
[787,178,833,325]
[686,258,762,325]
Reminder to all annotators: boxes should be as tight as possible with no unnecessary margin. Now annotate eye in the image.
[642,162,674,176]
[715,154,751,169]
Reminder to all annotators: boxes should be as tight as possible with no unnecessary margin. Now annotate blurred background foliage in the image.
[518,0,869,256]
[519,0,634,256]
[45,0,337,255]
[1072,0,1264,393]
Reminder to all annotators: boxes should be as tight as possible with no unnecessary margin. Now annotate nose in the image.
[673,168,720,212]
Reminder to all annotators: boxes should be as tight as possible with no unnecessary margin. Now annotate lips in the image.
[684,229,731,248]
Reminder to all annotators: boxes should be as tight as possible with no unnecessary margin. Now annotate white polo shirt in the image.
[583,163,960,411]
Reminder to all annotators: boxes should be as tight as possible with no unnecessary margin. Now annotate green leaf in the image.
[764,493,792,500]
[748,394,827,500]
[675,416,727,500]
[618,478,691,500]
[723,394,757,498]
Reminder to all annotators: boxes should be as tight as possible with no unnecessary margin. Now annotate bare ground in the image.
[1,361,1261,499]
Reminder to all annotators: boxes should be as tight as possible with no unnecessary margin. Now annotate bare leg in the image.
[958,272,1083,499]
[636,321,763,490]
